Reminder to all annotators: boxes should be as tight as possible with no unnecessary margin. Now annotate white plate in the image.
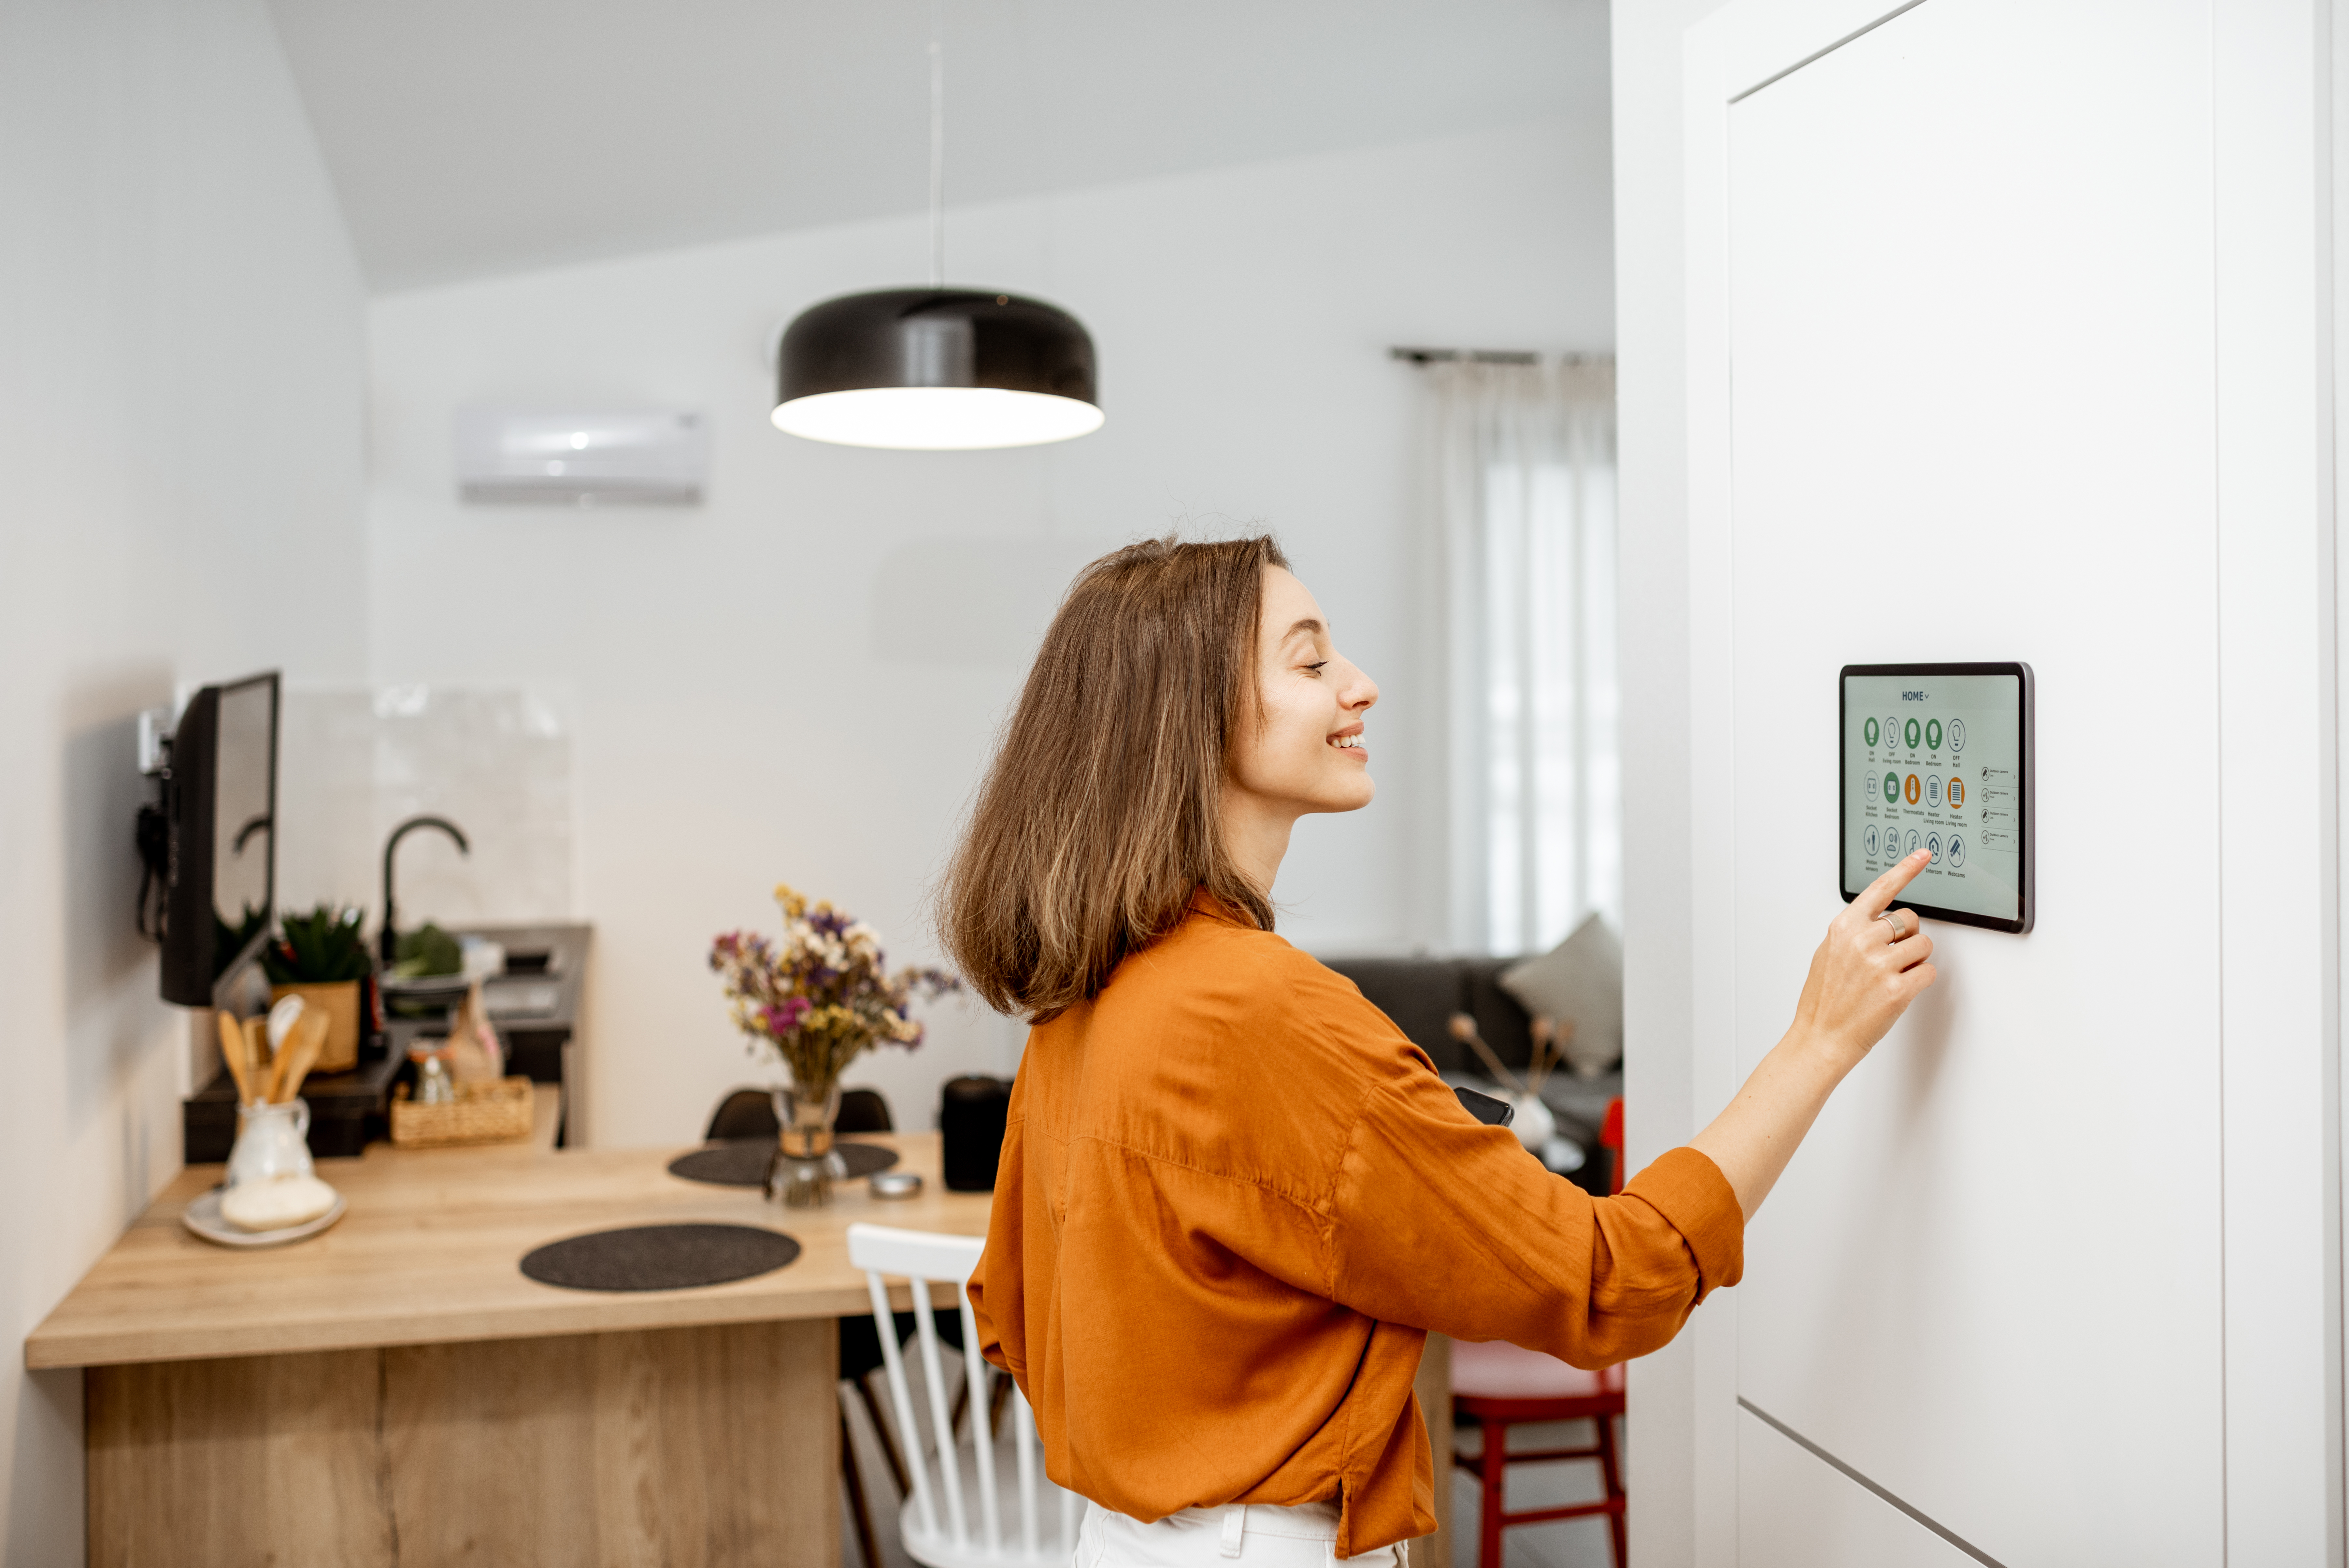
[181,1186,347,1248]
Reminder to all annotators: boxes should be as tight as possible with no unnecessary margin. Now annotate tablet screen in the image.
[1841,666,2030,930]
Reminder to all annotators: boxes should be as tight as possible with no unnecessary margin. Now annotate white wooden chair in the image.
[846,1223,1081,1568]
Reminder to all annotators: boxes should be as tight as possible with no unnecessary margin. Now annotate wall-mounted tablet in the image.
[1841,662,2034,933]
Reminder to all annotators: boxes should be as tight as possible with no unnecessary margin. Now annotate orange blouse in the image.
[967,898,1744,1558]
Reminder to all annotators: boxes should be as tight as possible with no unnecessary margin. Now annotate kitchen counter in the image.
[32,1131,988,1567]
[30,1127,1451,1568]
[28,1129,980,1371]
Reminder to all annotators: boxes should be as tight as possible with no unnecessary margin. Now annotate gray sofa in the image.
[1315,954,1620,1196]
[1315,956,1543,1075]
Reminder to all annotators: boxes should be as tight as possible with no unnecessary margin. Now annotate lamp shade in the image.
[772,288,1102,450]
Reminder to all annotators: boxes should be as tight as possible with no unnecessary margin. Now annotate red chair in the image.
[1451,1338,1626,1568]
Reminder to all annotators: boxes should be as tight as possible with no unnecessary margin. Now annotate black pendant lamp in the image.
[773,288,1099,449]
[771,19,1101,450]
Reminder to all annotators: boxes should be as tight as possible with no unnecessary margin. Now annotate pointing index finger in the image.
[1857,849,1931,918]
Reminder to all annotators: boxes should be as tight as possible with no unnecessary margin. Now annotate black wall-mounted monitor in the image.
[160,672,280,1005]
[1840,663,2034,934]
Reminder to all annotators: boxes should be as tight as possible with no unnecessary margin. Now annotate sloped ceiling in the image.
[265,0,1608,292]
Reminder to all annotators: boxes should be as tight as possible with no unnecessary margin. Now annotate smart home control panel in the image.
[1841,663,2034,933]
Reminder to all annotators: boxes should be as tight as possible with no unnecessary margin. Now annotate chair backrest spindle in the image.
[848,1223,1073,1568]
[865,1267,940,1540]
[906,1275,968,1544]
[959,1291,1003,1550]
[1016,1395,1041,1558]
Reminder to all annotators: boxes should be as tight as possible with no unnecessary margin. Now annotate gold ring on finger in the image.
[1876,910,1906,939]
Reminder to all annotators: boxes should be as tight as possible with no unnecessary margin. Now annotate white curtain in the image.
[1427,357,1619,956]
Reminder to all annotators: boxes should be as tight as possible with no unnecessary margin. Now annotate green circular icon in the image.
[1864,718,1880,746]
[1904,717,1921,749]
[1882,770,1900,803]
[1926,719,1942,750]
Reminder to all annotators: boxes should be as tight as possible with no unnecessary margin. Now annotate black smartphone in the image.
[1454,1085,1516,1128]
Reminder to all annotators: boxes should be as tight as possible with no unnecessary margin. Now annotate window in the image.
[1427,357,1618,955]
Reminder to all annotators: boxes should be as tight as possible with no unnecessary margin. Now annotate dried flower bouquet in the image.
[709,883,959,1095]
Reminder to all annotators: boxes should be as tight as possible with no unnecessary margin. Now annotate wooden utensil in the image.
[266,993,306,1052]
[263,1010,308,1103]
[242,1016,271,1096]
[270,1011,330,1104]
[216,1010,255,1106]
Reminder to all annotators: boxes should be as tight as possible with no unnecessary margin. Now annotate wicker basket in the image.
[390,1075,536,1149]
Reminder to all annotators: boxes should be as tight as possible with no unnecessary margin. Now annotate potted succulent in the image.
[262,906,373,1073]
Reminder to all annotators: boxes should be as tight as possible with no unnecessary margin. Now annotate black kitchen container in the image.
[940,1074,1012,1191]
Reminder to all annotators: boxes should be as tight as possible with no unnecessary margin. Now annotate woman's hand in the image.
[1789,850,1939,1073]
[1687,850,1939,1219]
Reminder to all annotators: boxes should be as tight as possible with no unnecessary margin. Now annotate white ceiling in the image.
[265,0,1609,293]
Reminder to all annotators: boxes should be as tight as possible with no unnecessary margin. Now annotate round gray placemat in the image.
[665,1138,899,1188]
[520,1223,800,1292]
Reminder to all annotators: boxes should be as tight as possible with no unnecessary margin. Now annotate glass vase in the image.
[768,1077,843,1207]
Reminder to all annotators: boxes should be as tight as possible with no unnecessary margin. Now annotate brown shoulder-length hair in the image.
[939,533,1287,1021]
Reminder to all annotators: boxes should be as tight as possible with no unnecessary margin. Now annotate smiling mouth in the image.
[1329,733,1367,757]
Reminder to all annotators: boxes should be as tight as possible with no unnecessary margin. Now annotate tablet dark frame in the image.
[1839,662,2034,935]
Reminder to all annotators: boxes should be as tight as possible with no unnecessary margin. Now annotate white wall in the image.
[1618,0,2342,1561]
[364,117,1615,1149]
[0,0,367,1558]
[1718,6,2223,1558]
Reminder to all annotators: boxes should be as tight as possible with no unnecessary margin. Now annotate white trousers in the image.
[1075,1499,1402,1568]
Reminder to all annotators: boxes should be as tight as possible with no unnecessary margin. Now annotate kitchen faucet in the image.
[381,815,470,965]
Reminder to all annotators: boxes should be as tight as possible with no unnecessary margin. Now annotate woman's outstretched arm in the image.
[1690,850,1938,1219]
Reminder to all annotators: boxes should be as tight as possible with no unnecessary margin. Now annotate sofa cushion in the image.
[1498,913,1624,1074]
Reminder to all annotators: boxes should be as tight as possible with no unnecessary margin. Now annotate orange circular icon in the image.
[1904,773,1921,805]
[1948,777,1966,809]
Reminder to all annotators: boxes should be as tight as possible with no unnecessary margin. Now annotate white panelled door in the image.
[1676,0,2334,1563]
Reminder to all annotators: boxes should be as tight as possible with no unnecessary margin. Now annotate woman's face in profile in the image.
[1228,567,1381,819]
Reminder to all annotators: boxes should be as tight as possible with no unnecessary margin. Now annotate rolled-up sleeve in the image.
[1324,1072,1743,1368]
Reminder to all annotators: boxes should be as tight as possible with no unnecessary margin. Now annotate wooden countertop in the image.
[25,1131,991,1371]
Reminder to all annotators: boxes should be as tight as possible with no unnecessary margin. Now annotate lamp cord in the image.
[929,0,945,288]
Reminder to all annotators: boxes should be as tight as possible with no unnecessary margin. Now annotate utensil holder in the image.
[227,1099,315,1190]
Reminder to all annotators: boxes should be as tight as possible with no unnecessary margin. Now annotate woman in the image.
[944,536,1934,1566]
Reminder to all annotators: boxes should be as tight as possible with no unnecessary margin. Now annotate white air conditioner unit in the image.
[454,407,708,506]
